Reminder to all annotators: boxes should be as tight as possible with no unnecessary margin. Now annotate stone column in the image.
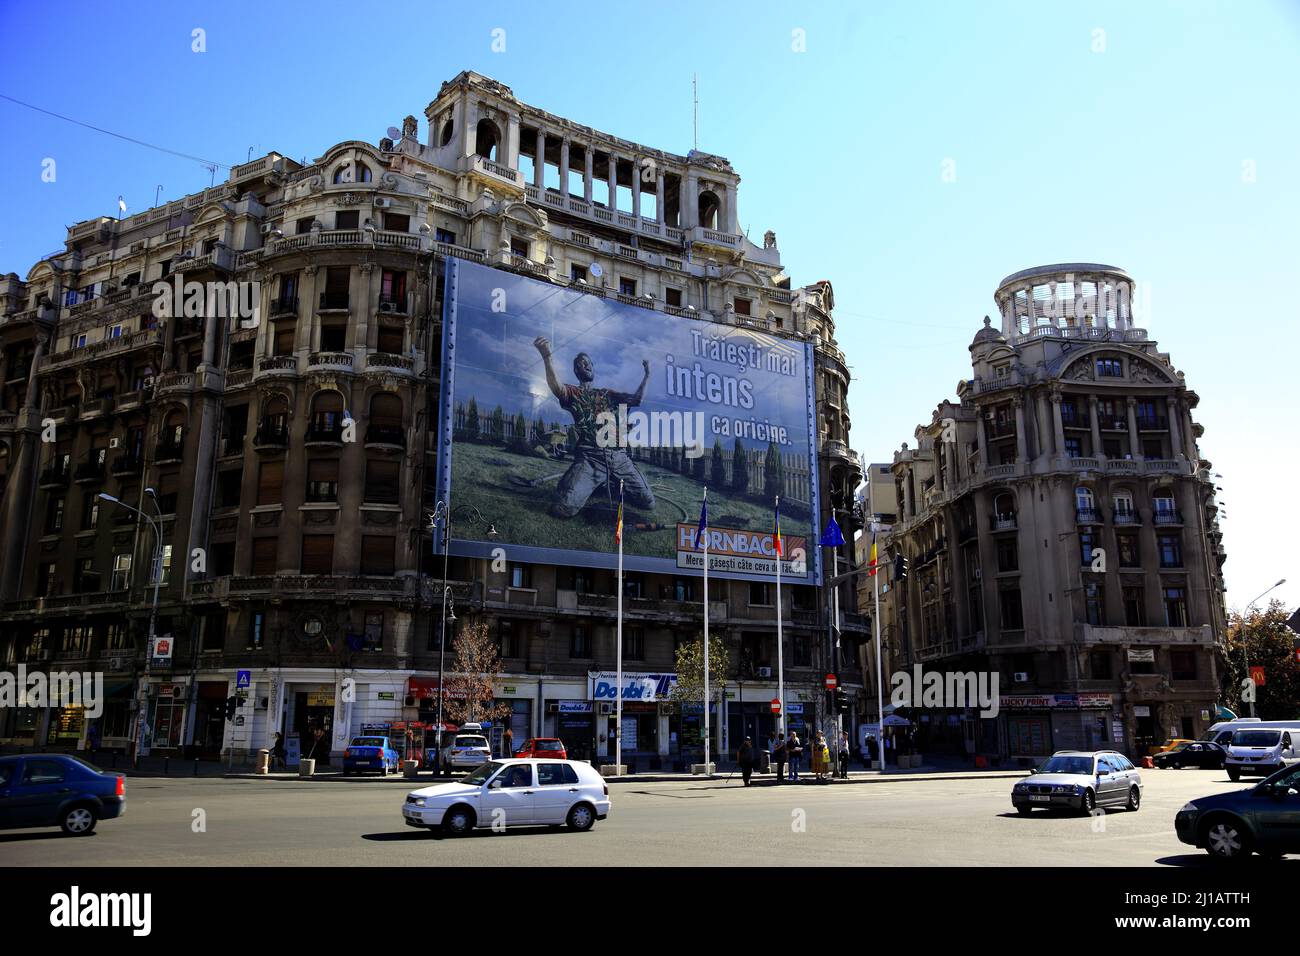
[631,157,641,219]
[506,115,520,170]
[1035,392,1051,461]
[1167,396,1182,460]
[655,167,666,223]
[559,140,570,198]
[1126,397,1141,460]
[608,155,618,211]
[1088,395,1102,459]
[1013,397,1028,464]
[975,411,988,469]
[534,129,546,189]
[583,147,593,203]
[1051,391,1066,461]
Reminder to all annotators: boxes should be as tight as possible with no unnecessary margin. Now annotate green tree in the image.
[731,439,749,495]
[1223,601,1300,719]
[512,412,528,449]
[465,397,479,440]
[490,405,506,444]
[763,441,781,496]
[669,634,730,708]
[710,439,726,488]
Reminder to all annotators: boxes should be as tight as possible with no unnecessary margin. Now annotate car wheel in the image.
[1172,760,1183,770]
[1080,789,1096,814]
[1203,817,1252,860]
[1126,786,1141,811]
[61,805,97,836]
[442,805,476,837]
[566,802,596,832]
[1227,768,1240,782]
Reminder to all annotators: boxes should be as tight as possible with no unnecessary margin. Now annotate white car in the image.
[438,730,492,775]
[402,758,610,835]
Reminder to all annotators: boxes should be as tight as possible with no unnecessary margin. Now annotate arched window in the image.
[1112,490,1135,521]
[475,119,501,161]
[1075,486,1095,517]
[1153,490,1177,523]
[309,391,345,441]
[258,396,289,443]
[439,120,454,147]
[993,491,1016,524]
[367,393,405,447]
[333,162,372,185]
[698,190,720,230]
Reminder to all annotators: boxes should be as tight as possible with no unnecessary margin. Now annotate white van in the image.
[1206,718,1261,747]
[1224,727,1300,780]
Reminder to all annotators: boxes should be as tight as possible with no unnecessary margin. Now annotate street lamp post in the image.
[1241,578,1286,718]
[98,490,164,767]
[428,501,452,768]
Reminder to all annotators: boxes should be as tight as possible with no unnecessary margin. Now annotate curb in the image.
[219,769,1029,785]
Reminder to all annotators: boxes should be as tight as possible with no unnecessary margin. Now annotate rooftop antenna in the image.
[692,74,698,151]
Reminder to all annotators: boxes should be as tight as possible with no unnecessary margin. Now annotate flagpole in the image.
[702,487,710,776]
[873,533,885,775]
[775,495,785,740]
[616,480,624,774]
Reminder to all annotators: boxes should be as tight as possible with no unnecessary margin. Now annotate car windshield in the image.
[1233,730,1281,746]
[454,736,488,748]
[1039,756,1093,775]
[1167,742,1190,752]
[351,737,387,747]
[463,762,503,785]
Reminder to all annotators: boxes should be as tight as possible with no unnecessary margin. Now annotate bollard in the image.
[298,758,315,778]
[193,758,200,777]
[255,749,270,776]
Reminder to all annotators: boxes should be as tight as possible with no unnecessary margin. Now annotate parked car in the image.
[1011,750,1143,815]
[0,754,126,836]
[514,738,567,760]
[402,758,610,835]
[1153,740,1226,770]
[437,726,492,775]
[1175,761,1300,860]
[1225,728,1300,781]
[342,736,400,776]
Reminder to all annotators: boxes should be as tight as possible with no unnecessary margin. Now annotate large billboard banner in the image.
[437,258,821,584]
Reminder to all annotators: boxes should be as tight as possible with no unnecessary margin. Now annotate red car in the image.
[513,738,567,759]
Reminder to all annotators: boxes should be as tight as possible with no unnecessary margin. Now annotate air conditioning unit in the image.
[109,437,120,449]
[658,702,674,715]
[598,702,612,715]
[404,695,416,707]
[374,198,392,208]
[1013,672,1030,683]
[546,703,560,714]
[757,666,773,678]
[378,301,395,314]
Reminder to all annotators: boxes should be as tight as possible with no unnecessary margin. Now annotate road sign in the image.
[236,670,251,689]
[1250,666,1266,687]
[770,698,781,715]
[824,673,838,690]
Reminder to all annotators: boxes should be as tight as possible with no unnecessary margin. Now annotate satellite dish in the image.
[387,126,401,140]
[589,263,604,278]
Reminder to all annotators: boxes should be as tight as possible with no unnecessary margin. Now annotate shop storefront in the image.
[191,681,229,759]
[588,670,676,766]
[45,704,86,749]
[288,685,336,766]
[146,681,189,751]
[551,701,595,761]
[1000,694,1115,761]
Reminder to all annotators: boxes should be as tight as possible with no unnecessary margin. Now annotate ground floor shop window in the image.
[1007,716,1049,756]
[46,705,85,745]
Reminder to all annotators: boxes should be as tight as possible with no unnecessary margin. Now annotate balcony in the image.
[1098,415,1127,431]
[318,292,350,312]
[1112,510,1141,526]
[1137,415,1168,431]
[305,423,344,445]
[1075,508,1102,524]
[257,355,297,378]
[253,422,289,451]
[111,453,142,476]
[1066,457,1100,470]
[226,368,254,389]
[80,397,112,419]
[990,514,1017,532]
[115,389,146,411]
[1153,509,1184,526]
[366,352,414,374]
[986,420,1016,440]
[268,296,299,318]
[364,424,405,449]
[377,296,407,316]
[154,372,196,398]
[74,459,106,483]
[38,463,71,488]
[307,351,353,371]
[156,439,185,463]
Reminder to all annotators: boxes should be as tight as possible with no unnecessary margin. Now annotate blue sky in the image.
[1,0,1297,610]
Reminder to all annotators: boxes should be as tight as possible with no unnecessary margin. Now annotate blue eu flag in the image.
[820,515,845,548]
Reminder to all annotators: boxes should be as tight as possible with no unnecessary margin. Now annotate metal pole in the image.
[775,499,786,740]
[616,480,623,773]
[832,538,842,774]
[436,504,451,758]
[873,539,884,774]
[702,488,710,775]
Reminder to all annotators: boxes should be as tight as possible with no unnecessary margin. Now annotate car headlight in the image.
[410,797,427,807]
[1013,784,1027,792]
[1055,784,1077,793]
[1178,802,1198,814]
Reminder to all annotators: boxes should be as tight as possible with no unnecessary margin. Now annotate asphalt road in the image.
[2,768,1292,867]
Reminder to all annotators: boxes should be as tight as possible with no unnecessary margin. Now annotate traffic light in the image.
[834,689,849,713]
[224,696,238,721]
[894,553,909,581]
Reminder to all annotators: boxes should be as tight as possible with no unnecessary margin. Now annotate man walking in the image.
[502,726,514,758]
[787,731,803,782]
[838,730,851,779]
[773,732,787,784]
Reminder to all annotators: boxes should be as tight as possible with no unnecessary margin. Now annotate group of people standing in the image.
[733,729,853,785]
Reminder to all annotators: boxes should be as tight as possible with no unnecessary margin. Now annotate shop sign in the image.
[377,692,395,701]
[1133,705,1151,717]
[1126,648,1155,663]
[557,701,592,714]
[588,671,678,701]
[307,692,334,707]
[149,635,174,667]
[786,703,804,715]
[502,686,517,694]
[155,683,185,699]
[999,694,1114,710]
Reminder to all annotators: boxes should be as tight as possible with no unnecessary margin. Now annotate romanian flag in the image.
[773,497,783,558]
[615,482,624,544]
[867,534,878,576]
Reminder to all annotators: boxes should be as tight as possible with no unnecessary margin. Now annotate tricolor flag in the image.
[696,488,709,550]
[773,497,783,558]
[867,534,878,576]
[118,196,126,213]
[615,482,624,544]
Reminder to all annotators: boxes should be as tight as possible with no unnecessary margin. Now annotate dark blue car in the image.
[0,754,126,836]
[1175,761,1300,860]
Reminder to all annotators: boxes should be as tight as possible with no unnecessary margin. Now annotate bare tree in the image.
[443,620,514,727]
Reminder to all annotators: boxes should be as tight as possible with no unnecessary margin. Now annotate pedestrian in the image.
[866,734,878,767]
[86,720,100,755]
[787,731,802,781]
[813,732,830,782]
[838,730,850,779]
[737,738,755,787]
[503,726,514,758]
[270,731,287,770]
[773,733,787,783]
